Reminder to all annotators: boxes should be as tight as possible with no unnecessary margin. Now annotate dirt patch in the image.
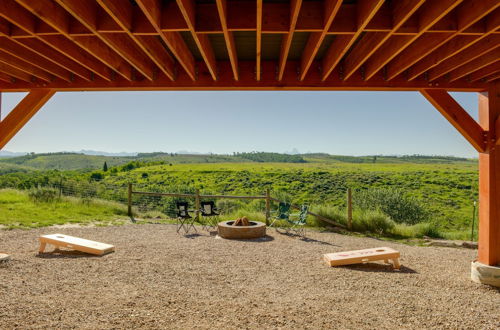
[0,224,498,329]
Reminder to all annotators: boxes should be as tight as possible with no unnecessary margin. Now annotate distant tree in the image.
[103,161,108,172]
[373,156,377,163]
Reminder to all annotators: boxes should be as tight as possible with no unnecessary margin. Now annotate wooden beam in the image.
[448,49,500,82]
[256,0,262,81]
[277,0,302,81]
[420,89,486,152]
[386,0,499,80]
[478,83,500,266]
[176,0,217,80]
[0,61,32,82]
[0,49,52,82]
[55,0,156,80]
[428,35,500,81]
[469,61,500,83]
[96,0,175,80]
[323,0,385,80]
[0,72,11,83]
[216,0,238,81]
[0,89,55,149]
[15,0,132,80]
[300,0,342,81]
[364,0,464,81]
[136,0,196,81]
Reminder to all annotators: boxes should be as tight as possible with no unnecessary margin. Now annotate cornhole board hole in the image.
[39,234,115,256]
[324,247,401,269]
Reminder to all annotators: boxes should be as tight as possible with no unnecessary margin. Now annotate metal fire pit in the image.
[217,221,266,239]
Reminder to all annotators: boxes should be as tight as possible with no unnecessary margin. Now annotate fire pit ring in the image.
[218,221,266,239]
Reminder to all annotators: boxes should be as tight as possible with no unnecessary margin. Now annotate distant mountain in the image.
[76,150,138,157]
[0,151,27,158]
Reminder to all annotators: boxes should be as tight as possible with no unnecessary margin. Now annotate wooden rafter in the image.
[300,0,342,81]
[427,34,500,82]
[97,0,175,81]
[55,0,155,81]
[256,0,262,81]
[322,0,386,81]
[136,0,196,81]
[469,62,500,83]
[216,0,238,81]
[362,0,464,81]
[0,89,55,149]
[15,0,133,81]
[420,89,486,152]
[277,0,302,81]
[448,49,500,82]
[385,0,499,81]
[176,0,217,80]
[0,61,32,82]
[0,49,52,82]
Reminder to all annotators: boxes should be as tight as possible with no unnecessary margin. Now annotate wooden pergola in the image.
[0,1,499,269]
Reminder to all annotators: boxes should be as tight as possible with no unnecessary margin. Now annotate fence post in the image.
[347,188,352,230]
[127,183,132,217]
[195,189,201,222]
[265,189,271,226]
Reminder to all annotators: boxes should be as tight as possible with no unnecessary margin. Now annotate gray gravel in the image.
[0,224,499,329]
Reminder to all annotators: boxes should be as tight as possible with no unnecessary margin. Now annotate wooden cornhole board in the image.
[324,247,401,269]
[39,234,115,256]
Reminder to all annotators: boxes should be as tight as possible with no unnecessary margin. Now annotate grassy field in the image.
[0,189,128,229]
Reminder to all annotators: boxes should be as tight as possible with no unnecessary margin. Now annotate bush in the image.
[28,187,59,203]
[352,209,395,235]
[353,188,428,225]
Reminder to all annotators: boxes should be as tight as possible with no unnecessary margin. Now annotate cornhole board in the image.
[324,247,401,269]
[39,234,115,256]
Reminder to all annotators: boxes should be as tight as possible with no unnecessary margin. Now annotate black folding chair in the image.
[200,201,220,231]
[176,202,197,234]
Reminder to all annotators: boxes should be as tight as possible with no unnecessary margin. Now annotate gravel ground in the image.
[0,224,499,329]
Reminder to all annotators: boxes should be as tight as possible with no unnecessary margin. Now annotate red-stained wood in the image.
[322,0,386,81]
[256,0,262,81]
[277,0,302,81]
[448,49,500,82]
[0,61,32,82]
[176,0,217,80]
[478,83,500,266]
[0,89,55,149]
[136,0,196,81]
[0,49,52,82]
[420,89,486,152]
[469,61,500,83]
[216,0,238,81]
[300,0,342,81]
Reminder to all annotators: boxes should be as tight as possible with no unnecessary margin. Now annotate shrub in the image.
[353,188,428,225]
[28,187,59,203]
[352,209,395,235]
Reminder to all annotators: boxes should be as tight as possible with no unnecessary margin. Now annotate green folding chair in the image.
[287,205,308,237]
[269,202,291,228]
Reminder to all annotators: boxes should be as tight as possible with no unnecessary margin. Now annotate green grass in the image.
[0,189,129,229]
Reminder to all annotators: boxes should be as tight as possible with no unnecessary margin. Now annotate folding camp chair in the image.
[269,202,291,228]
[200,201,220,231]
[176,202,197,234]
[286,205,308,237]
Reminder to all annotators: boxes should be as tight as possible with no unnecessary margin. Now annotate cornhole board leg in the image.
[38,234,115,256]
[324,247,401,269]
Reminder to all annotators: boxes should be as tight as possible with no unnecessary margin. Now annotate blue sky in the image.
[1,91,478,157]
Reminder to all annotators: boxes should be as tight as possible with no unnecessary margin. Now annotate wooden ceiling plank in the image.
[216,0,238,81]
[428,34,500,81]
[0,36,72,82]
[299,0,343,81]
[0,72,11,83]
[56,0,155,81]
[469,61,500,82]
[278,0,302,81]
[0,49,52,82]
[136,0,196,81]
[386,0,499,80]
[364,0,464,81]
[448,49,500,82]
[0,61,32,82]
[322,0,385,81]
[176,0,217,80]
[15,0,131,80]
[256,0,262,81]
[420,89,486,153]
[97,0,175,80]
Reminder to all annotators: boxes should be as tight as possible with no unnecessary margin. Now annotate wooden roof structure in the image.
[0,0,499,274]
[0,0,497,91]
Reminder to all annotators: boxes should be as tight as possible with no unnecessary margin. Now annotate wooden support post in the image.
[265,188,271,226]
[127,183,132,217]
[195,189,201,223]
[347,188,353,230]
[478,83,500,266]
[0,89,55,150]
